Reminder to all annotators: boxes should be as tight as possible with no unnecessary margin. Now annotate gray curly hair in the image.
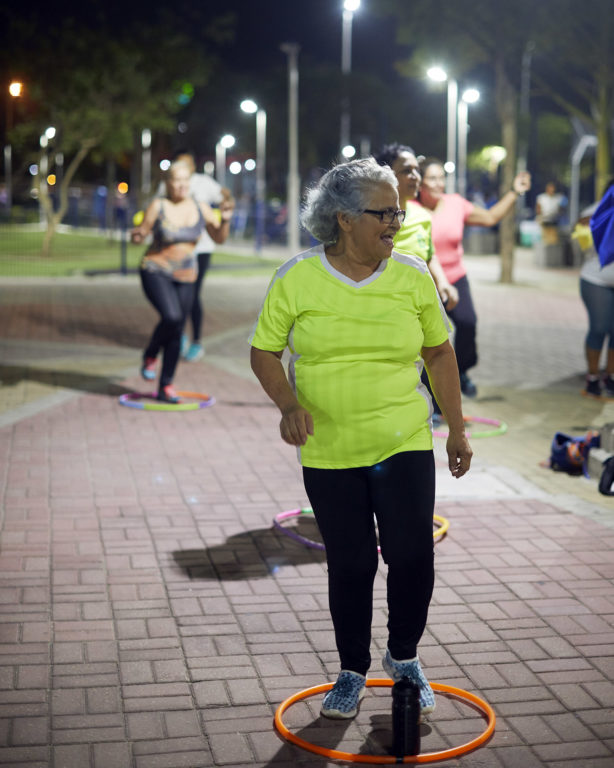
[301,157,398,245]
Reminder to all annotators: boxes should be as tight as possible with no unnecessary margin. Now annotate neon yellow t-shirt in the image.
[250,245,451,469]
[393,200,434,262]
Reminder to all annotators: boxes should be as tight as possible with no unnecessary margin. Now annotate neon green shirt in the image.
[394,200,434,262]
[250,245,451,469]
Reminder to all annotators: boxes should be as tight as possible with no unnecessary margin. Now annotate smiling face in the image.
[340,181,401,264]
[391,151,421,203]
[420,162,446,208]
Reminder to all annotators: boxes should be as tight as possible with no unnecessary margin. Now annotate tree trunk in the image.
[495,56,519,284]
[40,138,98,257]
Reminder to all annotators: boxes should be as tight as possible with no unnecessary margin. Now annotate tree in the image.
[376,0,536,283]
[530,0,614,199]
[1,5,233,255]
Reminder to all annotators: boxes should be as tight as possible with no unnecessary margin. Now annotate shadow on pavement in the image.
[172,524,327,581]
[0,364,129,396]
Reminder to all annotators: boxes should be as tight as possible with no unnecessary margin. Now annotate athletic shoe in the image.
[603,374,614,398]
[141,357,157,381]
[583,375,602,399]
[383,649,435,714]
[157,385,181,403]
[184,342,204,362]
[180,334,190,357]
[459,373,477,398]
[320,670,366,719]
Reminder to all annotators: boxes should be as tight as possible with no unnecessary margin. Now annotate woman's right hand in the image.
[280,404,314,446]
[130,228,145,244]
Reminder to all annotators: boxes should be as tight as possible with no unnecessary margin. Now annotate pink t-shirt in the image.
[429,194,475,285]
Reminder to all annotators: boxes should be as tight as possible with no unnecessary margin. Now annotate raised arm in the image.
[466,171,531,227]
[421,339,472,478]
[250,346,314,446]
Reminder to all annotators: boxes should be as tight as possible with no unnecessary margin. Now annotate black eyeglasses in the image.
[363,208,406,225]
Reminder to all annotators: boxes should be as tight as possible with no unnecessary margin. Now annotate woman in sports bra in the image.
[131,159,234,402]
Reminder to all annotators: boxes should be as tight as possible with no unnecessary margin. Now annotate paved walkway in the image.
[0,245,613,767]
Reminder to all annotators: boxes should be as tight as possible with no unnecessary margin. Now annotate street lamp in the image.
[457,88,480,199]
[241,99,267,255]
[427,66,457,194]
[215,133,235,188]
[4,80,23,215]
[340,0,360,157]
[281,43,300,257]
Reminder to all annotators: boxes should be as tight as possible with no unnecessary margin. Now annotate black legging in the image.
[140,269,195,388]
[303,451,435,676]
[187,252,212,343]
[446,274,478,375]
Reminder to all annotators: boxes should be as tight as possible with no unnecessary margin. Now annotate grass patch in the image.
[0,226,283,277]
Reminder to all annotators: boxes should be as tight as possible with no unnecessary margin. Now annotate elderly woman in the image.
[250,158,472,719]
[131,160,234,402]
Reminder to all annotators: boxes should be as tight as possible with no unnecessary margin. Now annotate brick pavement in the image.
[0,250,613,767]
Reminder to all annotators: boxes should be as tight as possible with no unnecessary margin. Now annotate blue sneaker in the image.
[141,357,157,381]
[321,670,366,719]
[180,334,190,357]
[184,342,204,362]
[383,649,435,714]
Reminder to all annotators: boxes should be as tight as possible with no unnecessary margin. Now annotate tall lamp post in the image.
[281,43,300,257]
[241,99,267,255]
[427,66,457,194]
[4,80,23,215]
[457,88,480,199]
[340,0,360,158]
[215,133,235,189]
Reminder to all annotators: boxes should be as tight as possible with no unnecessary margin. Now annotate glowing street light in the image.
[457,88,480,198]
[215,133,235,188]
[427,66,458,193]
[241,99,267,254]
[4,80,24,214]
[340,0,360,157]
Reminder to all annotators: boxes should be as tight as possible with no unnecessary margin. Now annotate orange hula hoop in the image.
[274,678,496,764]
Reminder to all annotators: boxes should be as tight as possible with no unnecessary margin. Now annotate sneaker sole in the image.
[581,389,602,400]
[320,687,365,719]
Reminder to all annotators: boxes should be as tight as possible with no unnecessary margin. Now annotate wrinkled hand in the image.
[440,283,459,310]
[446,431,473,478]
[280,404,314,446]
[513,171,531,195]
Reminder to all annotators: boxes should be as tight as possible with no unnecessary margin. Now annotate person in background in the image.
[169,152,231,362]
[576,180,614,398]
[374,143,458,310]
[536,181,567,245]
[132,160,234,402]
[418,157,531,398]
[250,157,472,720]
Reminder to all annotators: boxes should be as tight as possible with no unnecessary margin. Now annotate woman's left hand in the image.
[446,430,473,478]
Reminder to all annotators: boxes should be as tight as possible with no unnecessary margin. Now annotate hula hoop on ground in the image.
[273,508,449,551]
[118,391,215,411]
[434,414,507,439]
[274,678,496,764]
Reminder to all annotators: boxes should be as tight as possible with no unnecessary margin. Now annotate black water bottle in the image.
[391,676,421,757]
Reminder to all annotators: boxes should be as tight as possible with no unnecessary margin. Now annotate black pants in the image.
[303,451,435,676]
[140,269,194,388]
[447,274,478,375]
[187,252,212,342]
